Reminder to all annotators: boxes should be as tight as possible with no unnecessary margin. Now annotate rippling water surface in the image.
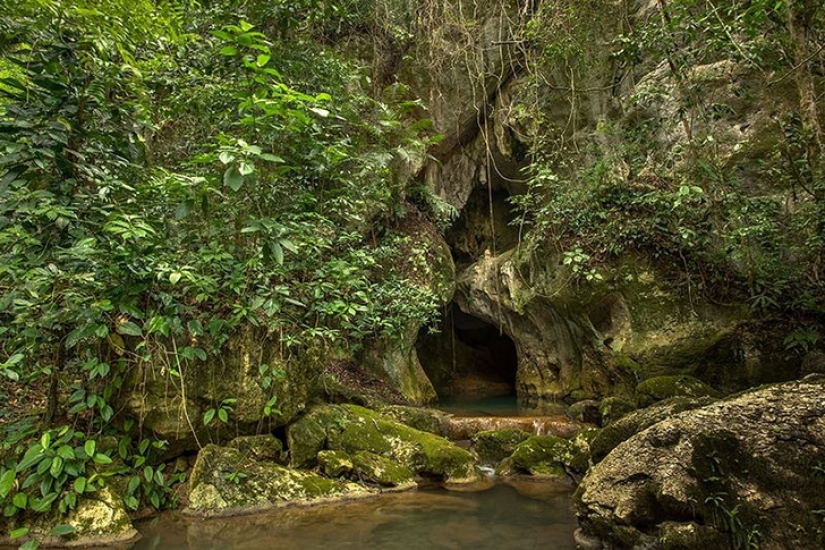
[133,481,577,550]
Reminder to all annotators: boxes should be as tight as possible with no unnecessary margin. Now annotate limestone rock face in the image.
[186,445,370,517]
[359,215,455,405]
[122,326,323,453]
[575,380,825,549]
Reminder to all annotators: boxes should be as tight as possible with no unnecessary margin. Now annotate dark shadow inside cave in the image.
[416,302,518,401]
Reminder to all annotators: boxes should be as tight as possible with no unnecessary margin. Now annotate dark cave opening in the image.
[416,302,518,400]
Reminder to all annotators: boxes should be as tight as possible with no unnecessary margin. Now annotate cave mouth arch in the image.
[416,302,518,401]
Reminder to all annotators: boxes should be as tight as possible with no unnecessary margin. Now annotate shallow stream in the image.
[133,481,577,550]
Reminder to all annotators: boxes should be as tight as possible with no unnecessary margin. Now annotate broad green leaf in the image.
[40,432,51,450]
[118,322,142,337]
[93,453,113,465]
[218,151,234,164]
[10,527,28,540]
[0,470,15,498]
[256,54,271,67]
[169,272,182,285]
[73,477,86,493]
[84,441,96,458]
[223,166,244,191]
[272,241,284,265]
[203,409,215,425]
[218,408,229,423]
[239,161,255,176]
[12,492,27,508]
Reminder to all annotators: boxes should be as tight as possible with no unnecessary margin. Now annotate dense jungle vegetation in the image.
[0,0,823,547]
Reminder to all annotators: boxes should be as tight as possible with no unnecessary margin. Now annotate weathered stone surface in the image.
[286,404,478,483]
[379,405,450,436]
[122,326,323,453]
[350,451,415,487]
[635,374,722,407]
[597,397,636,426]
[496,434,590,481]
[446,415,587,441]
[590,396,717,464]
[470,429,531,464]
[227,435,285,464]
[1,487,139,548]
[575,380,825,549]
[328,405,478,483]
[186,445,371,517]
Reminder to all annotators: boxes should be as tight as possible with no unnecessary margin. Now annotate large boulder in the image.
[186,445,371,517]
[575,380,825,549]
[287,404,479,483]
[589,396,717,464]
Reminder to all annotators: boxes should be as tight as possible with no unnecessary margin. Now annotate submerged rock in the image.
[186,445,370,516]
[635,374,721,407]
[575,380,825,549]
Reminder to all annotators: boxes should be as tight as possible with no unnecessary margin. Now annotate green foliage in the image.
[0,0,443,524]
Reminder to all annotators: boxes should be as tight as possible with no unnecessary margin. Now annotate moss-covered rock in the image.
[351,451,415,487]
[635,375,721,407]
[496,434,591,481]
[1,487,138,548]
[186,445,371,516]
[329,405,478,482]
[228,435,285,463]
[122,327,326,454]
[590,396,716,463]
[470,429,531,464]
[287,408,338,468]
[567,400,601,425]
[598,397,636,426]
[379,405,450,436]
[575,380,825,550]
[317,450,354,478]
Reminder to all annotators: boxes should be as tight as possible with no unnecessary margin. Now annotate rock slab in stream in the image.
[575,380,825,550]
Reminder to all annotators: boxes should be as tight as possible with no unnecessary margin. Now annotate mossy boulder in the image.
[286,406,343,468]
[567,400,601,425]
[598,397,636,426]
[1,487,138,548]
[290,404,478,483]
[186,445,370,516]
[379,405,450,436]
[470,429,531,464]
[329,405,478,482]
[590,396,716,463]
[497,434,589,480]
[575,380,825,550]
[227,435,285,463]
[317,450,354,478]
[351,451,415,487]
[635,375,721,407]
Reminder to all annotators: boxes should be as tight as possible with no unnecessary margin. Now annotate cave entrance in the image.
[416,302,518,402]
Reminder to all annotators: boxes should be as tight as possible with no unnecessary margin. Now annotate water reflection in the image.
[133,482,577,550]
